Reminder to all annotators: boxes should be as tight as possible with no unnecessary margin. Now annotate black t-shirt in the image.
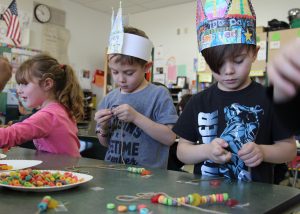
[273,92,300,134]
[173,81,292,183]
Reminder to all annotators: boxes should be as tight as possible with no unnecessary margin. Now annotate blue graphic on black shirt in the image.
[220,103,264,181]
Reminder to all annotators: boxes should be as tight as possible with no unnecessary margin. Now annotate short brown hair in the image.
[201,44,256,74]
[0,57,12,91]
[108,26,150,66]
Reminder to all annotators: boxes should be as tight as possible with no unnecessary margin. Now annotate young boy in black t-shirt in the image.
[172,0,296,183]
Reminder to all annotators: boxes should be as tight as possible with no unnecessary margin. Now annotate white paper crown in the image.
[107,2,153,61]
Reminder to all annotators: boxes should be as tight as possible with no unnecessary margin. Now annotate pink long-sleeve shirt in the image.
[0,102,80,157]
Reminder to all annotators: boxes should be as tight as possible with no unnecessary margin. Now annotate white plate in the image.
[0,154,7,159]
[0,160,42,171]
[0,170,93,192]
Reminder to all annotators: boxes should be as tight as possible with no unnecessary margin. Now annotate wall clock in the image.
[34,4,51,23]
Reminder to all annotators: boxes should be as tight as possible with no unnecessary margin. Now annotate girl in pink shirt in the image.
[0,54,84,157]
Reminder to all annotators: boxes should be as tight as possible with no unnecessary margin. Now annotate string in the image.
[65,165,151,176]
[110,105,125,165]
[189,177,225,182]
[120,120,125,165]
[116,192,229,214]
[65,164,127,174]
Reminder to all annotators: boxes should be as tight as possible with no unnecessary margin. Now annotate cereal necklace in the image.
[37,196,58,213]
[65,164,152,176]
[65,165,152,176]
[127,167,152,176]
[116,192,231,214]
[151,192,229,206]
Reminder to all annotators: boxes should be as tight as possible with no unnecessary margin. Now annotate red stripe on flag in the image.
[3,0,21,46]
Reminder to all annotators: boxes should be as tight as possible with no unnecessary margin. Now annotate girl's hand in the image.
[208,138,232,164]
[238,142,263,167]
[111,104,138,123]
[94,109,113,130]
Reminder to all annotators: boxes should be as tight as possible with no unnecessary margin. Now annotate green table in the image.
[1,147,299,214]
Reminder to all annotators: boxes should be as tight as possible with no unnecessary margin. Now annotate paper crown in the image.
[196,0,256,52]
[107,3,153,61]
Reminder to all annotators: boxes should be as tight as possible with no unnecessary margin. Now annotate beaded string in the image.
[36,196,70,214]
[36,196,59,214]
[127,167,152,175]
[151,193,229,206]
[65,165,151,176]
[116,192,230,214]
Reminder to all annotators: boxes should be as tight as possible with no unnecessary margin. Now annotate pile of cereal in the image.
[0,169,83,187]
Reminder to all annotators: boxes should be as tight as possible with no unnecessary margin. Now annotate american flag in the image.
[2,0,21,46]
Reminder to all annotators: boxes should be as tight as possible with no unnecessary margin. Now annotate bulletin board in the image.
[0,43,41,115]
[0,42,41,90]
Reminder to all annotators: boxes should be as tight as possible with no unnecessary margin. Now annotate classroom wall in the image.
[2,0,299,102]
[1,0,110,104]
[130,0,300,84]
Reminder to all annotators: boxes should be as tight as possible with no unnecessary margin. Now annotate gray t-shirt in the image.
[99,83,178,168]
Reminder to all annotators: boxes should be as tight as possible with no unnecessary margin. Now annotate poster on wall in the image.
[167,65,176,83]
[0,43,41,90]
[79,69,92,90]
[42,24,70,64]
[198,72,212,82]
[153,73,166,85]
[166,56,177,83]
[257,40,267,61]
[155,45,164,59]
[197,52,206,72]
[177,64,187,77]
[193,58,198,72]
[153,44,166,83]
[156,67,163,74]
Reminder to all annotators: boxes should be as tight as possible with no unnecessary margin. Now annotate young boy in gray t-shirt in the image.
[95,26,178,169]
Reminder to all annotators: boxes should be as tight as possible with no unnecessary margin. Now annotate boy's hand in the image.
[208,138,232,164]
[94,109,113,130]
[238,142,263,167]
[111,104,138,123]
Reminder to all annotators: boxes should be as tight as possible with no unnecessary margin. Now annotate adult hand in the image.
[267,38,300,102]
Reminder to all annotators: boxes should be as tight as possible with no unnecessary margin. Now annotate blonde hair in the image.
[15,54,84,121]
